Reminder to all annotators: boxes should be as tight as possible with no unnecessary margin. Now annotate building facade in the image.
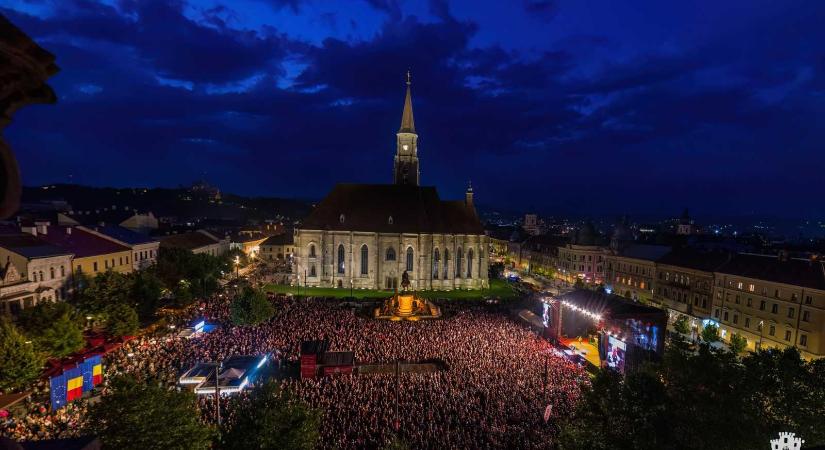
[295,76,488,291]
[159,230,229,257]
[0,231,73,314]
[80,225,159,270]
[604,244,670,303]
[35,225,133,276]
[260,233,295,262]
[711,253,825,358]
[557,224,606,285]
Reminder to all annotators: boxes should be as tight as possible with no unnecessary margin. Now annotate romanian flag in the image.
[66,374,83,401]
[92,363,103,385]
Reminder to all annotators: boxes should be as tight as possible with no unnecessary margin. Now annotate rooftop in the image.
[83,225,158,246]
[716,253,825,291]
[36,226,129,258]
[158,230,221,251]
[617,244,672,261]
[261,233,294,246]
[0,233,73,259]
[559,289,666,318]
[657,248,732,272]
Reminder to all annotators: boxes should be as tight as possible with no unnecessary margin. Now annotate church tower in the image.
[394,71,420,186]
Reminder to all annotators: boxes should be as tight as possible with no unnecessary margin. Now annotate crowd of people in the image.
[1,293,588,448]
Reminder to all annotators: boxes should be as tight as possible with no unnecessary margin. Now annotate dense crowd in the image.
[1,294,588,448]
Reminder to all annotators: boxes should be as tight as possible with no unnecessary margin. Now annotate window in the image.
[456,248,463,278]
[50,267,55,279]
[747,298,752,307]
[93,262,98,272]
[800,334,808,347]
[784,330,792,342]
[39,271,44,280]
[769,325,775,336]
[744,317,750,328]
[466,249,474,278]
[737,282,743,290]
[714,308,720,318]
[406,247,414,272]
[443,250,449,279]
[760,300,766,311]
[723,311,729,321]
[309,244,316,258]
[388,216,393,225]
[787,307,795,319]
[310,264,316,277]
[771,304,778,314]
[735,295,740,304]
[337,245,345,274]
[339,214,345,223]
[732,314,738,325]
[805,296,812,305]
[748,283,755,292]
[386,247,396,261]
[433,249,440,279]
[360,245,368,276]
[60,266,65,277]
[774,289,780,298]
[702,299,707,309]
[802,310,810,322]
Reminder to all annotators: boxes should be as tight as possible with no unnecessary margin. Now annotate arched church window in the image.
[406,247,414,272]
[456,248,463,278]
[467,249,474,278]
[360,245,368,275]
[443,250,449,279]
[310,264,316,277]
[388,216,393,225]
[337,244,345,274]
[386,247,396,261]
[339,214,345,223]
[433,249,440,279]
[50,267,55,279]
[309,244,316,258]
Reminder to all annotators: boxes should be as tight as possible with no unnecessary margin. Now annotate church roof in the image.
[399,75,415,134]
[300,184,483,235]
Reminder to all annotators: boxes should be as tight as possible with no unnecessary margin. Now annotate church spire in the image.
[399,70,415,134]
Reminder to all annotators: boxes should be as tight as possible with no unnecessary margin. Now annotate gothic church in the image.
[295,74,489,290]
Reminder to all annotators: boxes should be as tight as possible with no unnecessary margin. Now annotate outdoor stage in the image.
[560,337,600,368]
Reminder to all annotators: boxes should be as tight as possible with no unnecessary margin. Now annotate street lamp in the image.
[234,256,240,278]
[350,278,353,299]
[758,320,764,350]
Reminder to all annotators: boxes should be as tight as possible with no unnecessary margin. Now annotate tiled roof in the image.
[159,230,220,251]
[300,184,484,235]
[37,226,129,258]
[0,233,72,259]
[716,253,825,291]
[618,244,672,261]
[84,225,157,246]
[261,233,294,246]
[657,248,732,272]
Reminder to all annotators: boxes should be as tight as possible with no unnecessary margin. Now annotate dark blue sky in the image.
[3,0,824,217]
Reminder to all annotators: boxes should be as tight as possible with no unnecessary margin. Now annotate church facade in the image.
[295,75,489,291]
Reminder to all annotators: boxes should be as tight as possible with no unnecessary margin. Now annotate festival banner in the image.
[65,367,84,402]
[49,374,67,410]
[81,355,103,391]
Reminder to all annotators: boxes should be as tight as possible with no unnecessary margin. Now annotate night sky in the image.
[3,0,824,218]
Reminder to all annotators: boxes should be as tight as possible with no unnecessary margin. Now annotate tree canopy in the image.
[85,376,215,450]
[17,302,85,358]
[221,380,320,450]
[559,338,825,449]
[229,287,274,327]
[0,317,45,393]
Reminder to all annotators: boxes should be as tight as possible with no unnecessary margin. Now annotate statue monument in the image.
[375,270,441,321]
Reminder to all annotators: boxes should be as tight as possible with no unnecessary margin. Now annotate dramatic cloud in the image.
[2,0,824,218]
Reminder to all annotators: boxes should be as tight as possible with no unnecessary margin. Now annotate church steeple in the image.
[394,70,420,186]
[399,70,415,133]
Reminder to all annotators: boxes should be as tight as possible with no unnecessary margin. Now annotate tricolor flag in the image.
[66,375,83,401]
[92,363,103,385]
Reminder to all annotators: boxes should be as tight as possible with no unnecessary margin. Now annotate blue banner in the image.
[81,355,102,392]
[49,374,66,410]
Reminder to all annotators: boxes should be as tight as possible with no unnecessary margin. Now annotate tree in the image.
[131,269,163,319]
[86,376,215,449]
[75,271,132,314]
[0,317,45,392]
[105,303,139,337]
[729,333,747,354]
[221,380,320,450]
[17,302,84,358]
[230,287,274,326]
[701,323,719,343]
[673,315,690,335]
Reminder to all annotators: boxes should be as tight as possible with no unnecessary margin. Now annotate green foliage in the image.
[729,332,748,354]
[701,323,719,343]
[131,269,164,319]
[0,317,45,392]
[673,315,691,335]
[560,337,825,449]
[221,381,320,450]
[86,376,215,449]
[75,271,133,314]
[230,287,274,326]
[488,262,505,279]
[105,303,139,337]
[156,248,226,299]
[18,302,85,358]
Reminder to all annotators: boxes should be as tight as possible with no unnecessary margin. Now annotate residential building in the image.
[35,225,133,276]
[557,223,606,285]
[80,225,159,270]
[605,244,670,303]
[58,208,159,234]
[514,234,568,277]
[653,248,730,327]
[159,230,229,257]
[712,253,825,358]
[230,232,268,258]
[260,232,295,261]
[0,231,73,314]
